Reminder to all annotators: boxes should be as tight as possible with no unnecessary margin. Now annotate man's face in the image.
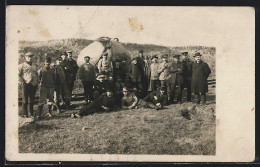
[106,91,113,97]
[67,53,72,59]
[152,58,158,63]
[174,57,179,62]
[25,56,32,63]
[45,61,51,67]
[84,57,90,63]
[195,56,201,62]
[115,62,120,68]
[162,58,167,62]
[56,59,60,65]
[61,55,66,60]
[123,91,128,96]
[144,59,148,64]
[132,59,137,64]
[184,55,188,60]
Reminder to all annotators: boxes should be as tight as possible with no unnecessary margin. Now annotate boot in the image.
[37,105,43,120]
[200,93,206,105]
[56,101,61,114]
[47,105,52,117]
[28,103,34,118]
[194,93,200,104]
[22,105,28,118]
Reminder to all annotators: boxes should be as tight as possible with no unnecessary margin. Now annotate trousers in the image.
[21,83,37,117]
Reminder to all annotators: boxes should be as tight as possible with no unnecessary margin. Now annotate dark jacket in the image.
[60,59,79,76]
[144,90,167,106]
[182,59,193,81]
[53,65,67,90]
[38,66,56,88]
[191,61,211,93]
[129,63,142,77]
[78,63,96,82]
[168,61,185,84]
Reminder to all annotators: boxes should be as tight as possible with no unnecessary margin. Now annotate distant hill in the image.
[18,38,215,78]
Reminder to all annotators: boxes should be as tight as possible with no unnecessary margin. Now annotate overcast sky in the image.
[6,6,253,47]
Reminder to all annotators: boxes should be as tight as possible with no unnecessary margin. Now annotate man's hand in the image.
[154,96,158,100]
[156,103,161,107]
[101,106,109,111]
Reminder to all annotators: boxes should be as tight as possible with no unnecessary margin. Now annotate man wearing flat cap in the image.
[53,56,71,112]
[191,52,211,104]
[158,54,171,101]
[37,56,56,119]
[97,52,113,78]
[129,56,143,93]
[61,50,79,103]
[78,55,96,103]
[18,52,39,118]
[181,51,193,102]
[168,54,185,104]
[150,55,160,92]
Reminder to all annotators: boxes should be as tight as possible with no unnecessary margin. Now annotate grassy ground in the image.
[18,87,216,155]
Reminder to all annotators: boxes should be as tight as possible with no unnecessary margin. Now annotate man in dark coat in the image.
[78,56,96,103]
[181,52,193,102]
[53,57,70,112]
[169,54,185,104]
[71,89,116,118]
[191,52,211,104]
[129,57,143,92]
[143,86,168,110]
[60,50,79,101]
[143,56,151,94]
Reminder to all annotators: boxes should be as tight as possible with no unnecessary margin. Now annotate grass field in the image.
[18,86,216,155]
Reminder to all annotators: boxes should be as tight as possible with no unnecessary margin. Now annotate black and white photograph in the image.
[6,6,254,162]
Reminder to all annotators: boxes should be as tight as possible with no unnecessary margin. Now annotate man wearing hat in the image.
[53,57,70,113]
[37,56,56,119]
[150,55,160,92]
[18,52,39,118]
[168,54,185,104]
[143,86,168,110]
[181,52,193,102]
[62,50,79,101]
[191,52,211,104]
[78,55,96,103]
[158,54,171,101]
[143,56,151,94]
[71,89,117,118]
[121,87,139,110]
[129,57,143,93]
[97,52,113,78]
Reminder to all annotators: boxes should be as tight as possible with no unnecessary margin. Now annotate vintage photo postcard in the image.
[5,6,255,162]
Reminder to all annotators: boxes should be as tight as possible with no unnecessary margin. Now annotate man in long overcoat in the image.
[169,54,185,104]
[191,52,211,104]
[181,51,193,102]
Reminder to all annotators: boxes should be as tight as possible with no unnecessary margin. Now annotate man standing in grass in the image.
[62,50,79,101]
[129,57,143,93]
[37,56,56,119]
[170,54,185,104]
[53,57,70,113]
[158,54,171,102]
[18,52,39,118]
[150,55,160,92]
[181,51,193,102]
[78,55,96,104]
[191,52,211,104]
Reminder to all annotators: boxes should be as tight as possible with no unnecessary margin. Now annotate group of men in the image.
[19,48,211,120]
